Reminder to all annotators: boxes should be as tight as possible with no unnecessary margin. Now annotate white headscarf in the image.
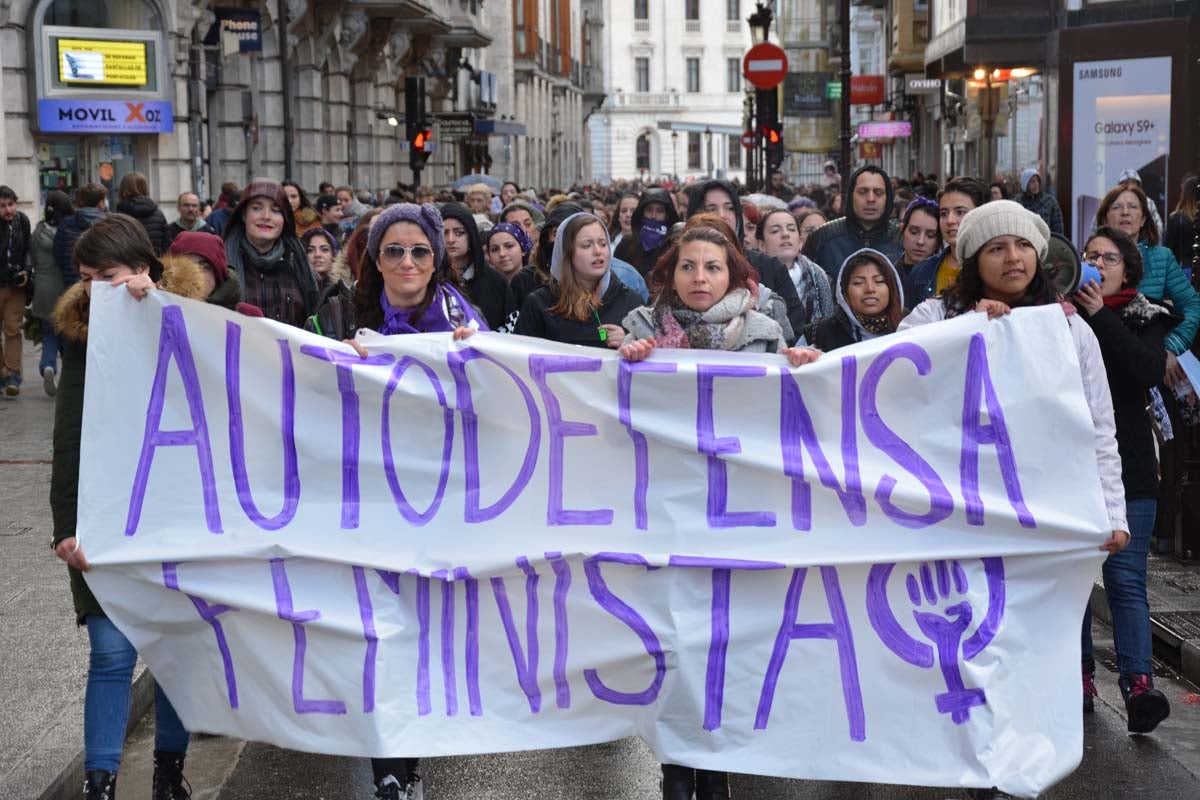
[549,212,611,296]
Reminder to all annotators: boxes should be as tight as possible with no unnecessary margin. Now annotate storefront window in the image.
[44,0,162,31]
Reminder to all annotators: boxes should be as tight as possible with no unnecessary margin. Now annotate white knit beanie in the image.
[955,200,1050,264]
[1019,168,1038,192]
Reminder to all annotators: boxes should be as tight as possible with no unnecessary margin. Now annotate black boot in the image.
[695,769,730,799]
[84,770,117,800]
[661,763,695,800]
[151,751,191,799]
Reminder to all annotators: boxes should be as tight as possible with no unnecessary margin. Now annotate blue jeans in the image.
[40,318,59,375]
[1082,499,1157,680]
[84,615,190,773]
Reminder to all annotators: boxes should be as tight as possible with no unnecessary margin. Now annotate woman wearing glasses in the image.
[1095,184,1200,387]
[1072,227,1179,734]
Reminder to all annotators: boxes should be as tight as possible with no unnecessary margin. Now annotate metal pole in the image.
[277,0,295,180]
[839,0,852,193]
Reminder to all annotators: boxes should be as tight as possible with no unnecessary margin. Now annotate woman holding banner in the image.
[1073,228,1177,733]
[900,201,1130,547]
[51,214,217,800]
[618,214,819,800]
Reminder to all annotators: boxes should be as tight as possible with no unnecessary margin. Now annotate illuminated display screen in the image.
[57,39,148,86]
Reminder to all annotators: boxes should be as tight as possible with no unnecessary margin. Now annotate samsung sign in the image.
[904,74,942,96]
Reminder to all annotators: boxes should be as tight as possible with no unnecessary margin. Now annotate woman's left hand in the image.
[782,346,821,367]
[1099,529,1131,554]
[113,273,155,300]
[1072,281,1104,316]
[600,324,625,349]
[975,299,1011,319]
[452,326,476,341]
[1165,350,1187,390]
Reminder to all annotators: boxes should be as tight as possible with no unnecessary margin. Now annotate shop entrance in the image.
[34,135,138,206]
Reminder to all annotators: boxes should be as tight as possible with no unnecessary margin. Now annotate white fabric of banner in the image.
[78,285,1109,797]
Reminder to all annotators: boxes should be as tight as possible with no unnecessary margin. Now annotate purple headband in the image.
[301,226,340,254]
[488,221,533,258]
[367,203,445,266]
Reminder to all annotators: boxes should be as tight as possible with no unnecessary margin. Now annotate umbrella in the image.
[451,173,504,193]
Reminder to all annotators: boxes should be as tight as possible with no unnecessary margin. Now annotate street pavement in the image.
[4,338,1200,799]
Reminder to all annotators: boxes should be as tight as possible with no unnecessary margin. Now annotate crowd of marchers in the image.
[1,156,1198,800]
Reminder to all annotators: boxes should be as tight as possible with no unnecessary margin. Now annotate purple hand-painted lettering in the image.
[756,566,865,741]
[583,553,665,706]
[352,566,378,713]
[412,570,432,716]
[529,354,614,526]
[490,557,542,712]
[299,346,394,529]
[225,322,300,530]
[125,306,222,535]
[779,357,867,530]
[696,364,776,528]
[447,348,540,522]
[866,558,1006,724]
[548,552,573,709]
[432,569,458,716]
[161,562,239,709]
[858,343,953,528]
[960,334,1036,528]
[453,566,483,717]
[617,360,678,530]
[381,356,454,525]
[269,558,347,715]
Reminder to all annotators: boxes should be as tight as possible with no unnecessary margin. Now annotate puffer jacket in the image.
[802,165,903,282]
[117,195,170,255]
[53,208,106,286]
[51,256,211,624]
[1135,241,1200,355]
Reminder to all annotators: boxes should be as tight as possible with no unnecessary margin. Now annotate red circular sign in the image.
[741,131,755,149]
[743,43,789,90]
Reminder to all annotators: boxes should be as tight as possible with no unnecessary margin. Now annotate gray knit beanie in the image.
[366,203,445,266]
[955,199,1050,264]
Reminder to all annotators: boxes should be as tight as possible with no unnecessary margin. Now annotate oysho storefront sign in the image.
[38,99,174,134]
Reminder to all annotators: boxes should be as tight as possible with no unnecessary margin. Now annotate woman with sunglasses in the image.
[1073,227,1179,733]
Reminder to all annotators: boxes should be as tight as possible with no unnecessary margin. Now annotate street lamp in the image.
[671,130,679,181]
[704,126,713,179]
[747,2,773,44]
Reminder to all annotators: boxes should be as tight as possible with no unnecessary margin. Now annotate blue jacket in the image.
[1136,241,1200,355]
[902,247,949,310]
[610,255,649,303]
[52,208,106,286]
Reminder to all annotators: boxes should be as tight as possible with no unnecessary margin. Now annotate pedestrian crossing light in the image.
[761,122,784,170]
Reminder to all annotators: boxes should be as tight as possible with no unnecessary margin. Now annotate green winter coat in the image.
[50,257,214,623]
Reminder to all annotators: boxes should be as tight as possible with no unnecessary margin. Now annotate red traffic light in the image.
[412,128,432,151]
[760,126,781,145]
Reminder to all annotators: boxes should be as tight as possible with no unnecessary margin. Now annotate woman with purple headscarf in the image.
[305,203,486,353]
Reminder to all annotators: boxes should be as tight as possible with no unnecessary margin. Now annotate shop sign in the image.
[38,99,174,134]
[783,73,831,117]
[850,75,885,105]
[204,9,263,53]
[858,121,912,139]
[904,74,942,96]
[58,39,148,86]
[859,142,882,159]
[826,80,843,100]
[437,113,476,141]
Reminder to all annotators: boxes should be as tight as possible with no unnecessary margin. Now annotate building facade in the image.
[0,0,594,215]
[588,0,753,184]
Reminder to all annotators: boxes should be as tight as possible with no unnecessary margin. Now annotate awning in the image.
[475,119,527,136]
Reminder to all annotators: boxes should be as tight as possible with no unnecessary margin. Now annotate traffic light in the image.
[756,88,784,170]
[405,76,432,176]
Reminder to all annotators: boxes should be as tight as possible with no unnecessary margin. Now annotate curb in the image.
[37,667,155,800]
[1089,582,1200,689]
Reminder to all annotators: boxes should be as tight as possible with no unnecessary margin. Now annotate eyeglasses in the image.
[1083,251,1123,267]
[379,244,435,267]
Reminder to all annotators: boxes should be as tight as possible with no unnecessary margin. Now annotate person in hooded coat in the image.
[165,231,243,311]
[514,212,641,348]
[613,189,680,277]
[686,179,806,342]
[440,202,519,331]
[30,190,73,396]
[222,178,320,327]
[802,165,903,282]
[115,172,170,255]
[810,248,905,352]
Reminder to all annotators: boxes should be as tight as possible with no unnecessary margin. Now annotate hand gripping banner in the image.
[78,286,1109,797]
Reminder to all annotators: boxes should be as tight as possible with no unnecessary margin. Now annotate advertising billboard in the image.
[57,39,148,86]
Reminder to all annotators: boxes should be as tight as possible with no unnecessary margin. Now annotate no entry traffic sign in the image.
[743,43,788,90]
[741,131,755,148]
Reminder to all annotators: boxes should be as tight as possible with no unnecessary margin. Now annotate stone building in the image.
[0,0,590,215]
[587,0,753,184]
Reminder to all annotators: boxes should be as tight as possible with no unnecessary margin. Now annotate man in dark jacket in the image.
[0,185,32,396]
[166,191,216,246]
[802,164,903,282]
[613,188,680,278]
[53,182,108,287]
[685,179,805,343]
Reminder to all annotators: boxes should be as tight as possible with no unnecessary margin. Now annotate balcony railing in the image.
[609,92,682,109]
[634,19,650,32]
[779,16,827,47]
[685,20,701,33]
[725,20,742,34]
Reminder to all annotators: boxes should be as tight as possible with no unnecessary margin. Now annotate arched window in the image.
[636,131,651,171]
[43,0,162,30]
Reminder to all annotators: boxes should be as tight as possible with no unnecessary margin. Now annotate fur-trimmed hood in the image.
[52,255,212,344]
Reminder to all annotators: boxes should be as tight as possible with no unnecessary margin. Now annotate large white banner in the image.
[79,286,1108,797]
[1071,56,1172,246]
